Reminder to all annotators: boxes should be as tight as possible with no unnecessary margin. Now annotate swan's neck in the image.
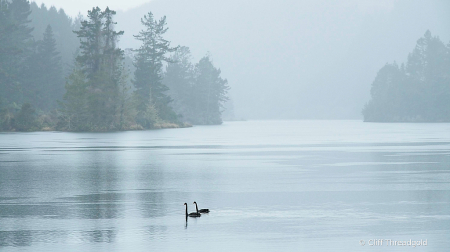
[185,205,188,216]
[195,203,199,213]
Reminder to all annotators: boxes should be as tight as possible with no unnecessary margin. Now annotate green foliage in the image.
[164,49,230,125]
[58,65,90,131]
[0,0,16,103]
[60,7,129,131]
[14,103,38,131]
[0,0,33,105]
[363,31,450,122]
[133,12,178,126]
[22,25,64,111]
[0,0,65,131]
[9,0,33,44]
[0,5,230,131]
[29,3,80,76]
[164,47,195,121]
[134,101,159,129]
[193,55,229,124]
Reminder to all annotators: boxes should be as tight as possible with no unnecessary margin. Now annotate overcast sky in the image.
[32,0,149,16]
[32,0,398,19]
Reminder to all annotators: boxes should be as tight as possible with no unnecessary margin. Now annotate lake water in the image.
[0,120,449,251]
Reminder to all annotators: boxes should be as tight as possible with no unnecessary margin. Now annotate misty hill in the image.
[116,0,450,120]
[363,31,450,122]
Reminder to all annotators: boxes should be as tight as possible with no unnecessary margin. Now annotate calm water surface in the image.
[0,120,449,251]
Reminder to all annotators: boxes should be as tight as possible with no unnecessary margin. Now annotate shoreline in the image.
[0,122,194,133]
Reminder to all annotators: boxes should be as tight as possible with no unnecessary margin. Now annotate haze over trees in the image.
[2,1,448,130]
[363,31,450,122]
[29,2,81,75]
[133,13,178,128]
[0,0,230,131]
[114,0,450,120]
[164,48,229,124]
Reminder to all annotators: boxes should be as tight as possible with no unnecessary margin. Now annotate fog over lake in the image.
[1,0,450,251]
[1,121,450,251]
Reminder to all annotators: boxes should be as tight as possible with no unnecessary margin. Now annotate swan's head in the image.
[183,203,187,206]
[193,201,197,204]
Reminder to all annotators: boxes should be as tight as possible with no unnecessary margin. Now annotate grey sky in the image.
[32,0,149,16]
[33,0,397,18]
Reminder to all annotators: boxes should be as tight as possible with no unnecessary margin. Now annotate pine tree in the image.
[60,65,89,131]
[9,0,33,45]
[0,0,16,103]
[23,25,63,111]
[0,0,33,105]
[29,2,80,76]
[75,7,104,78]
[133,12,178,128]
[163,46,195,121]
[193,55,229,124]
[405,30,448,121]
[14,102,38,131]
[62,7,127,131]
[362,63,406,122]
[363,31,450,122]
[40,25,64,109]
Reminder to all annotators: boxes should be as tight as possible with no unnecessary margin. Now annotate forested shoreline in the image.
[0,0,230,132]
[363,31,450,122]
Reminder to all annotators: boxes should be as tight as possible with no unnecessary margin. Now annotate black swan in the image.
[184,203,201,217]
[193,201,210,213]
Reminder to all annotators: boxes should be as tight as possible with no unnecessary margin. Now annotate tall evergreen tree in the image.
[192,55,229,125]
[62,7,127,131]
[362,63,406,121]
[22,25,63,111]
[0,0,33,105]
[133,12,178,128]
[163,46,195,121]
[163,50,230,125]
[29,3,81,76]
[75,7,104,78]
[0,0,16,103]
[363,31,450,122]
[406,30,449,120]
[60,65,89,131]
[9,0,33,44]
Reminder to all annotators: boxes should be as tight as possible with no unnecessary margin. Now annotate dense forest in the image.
[363,31,450,122]
[0,0,229,131]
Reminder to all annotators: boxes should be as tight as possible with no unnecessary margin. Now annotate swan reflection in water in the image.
[184,203,201,218]
[184,202,210,228]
